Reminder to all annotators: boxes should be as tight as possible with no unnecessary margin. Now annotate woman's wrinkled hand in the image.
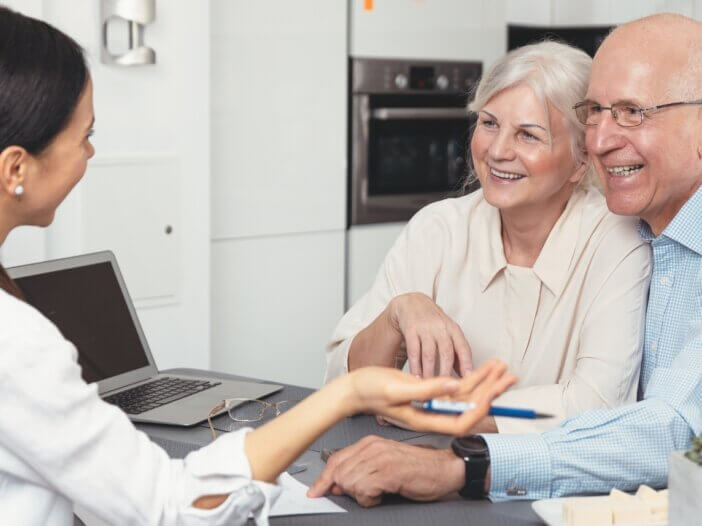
[386,292,473,378]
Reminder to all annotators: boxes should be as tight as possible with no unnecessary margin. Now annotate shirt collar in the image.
[477,189,586,296]
[477,200,507,291]
[637,220,655,243]
[531,190,585,296]
[656,185,702,255]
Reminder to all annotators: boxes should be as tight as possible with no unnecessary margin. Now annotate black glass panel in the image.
[368,117,472,195]
[508,25,613,57]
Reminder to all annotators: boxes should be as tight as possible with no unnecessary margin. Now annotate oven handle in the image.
[371,107,470,120]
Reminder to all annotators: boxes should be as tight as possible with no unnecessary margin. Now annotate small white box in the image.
[669,450,702,526]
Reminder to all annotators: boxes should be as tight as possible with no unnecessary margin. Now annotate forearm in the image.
[437,448,467,495]
[246,377,354,481]
[490,361,640,434]
[348,307,403,371]
[195,377,355,509]
[482,397,695,501]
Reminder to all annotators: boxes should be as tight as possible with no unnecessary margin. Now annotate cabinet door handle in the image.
[101,0,156,66]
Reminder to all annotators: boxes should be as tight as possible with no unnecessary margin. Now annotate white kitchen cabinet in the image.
[350,0,507,69]
[210,0,347,239]
[211,231,345,388]
[210,0,348,387]
[80,156,181,307]
[346,223,406,309]
[663,0,695,16]
[507,0,699,27]
[552,0,615,25]
[506,0,551,25]
[552,0,694,25]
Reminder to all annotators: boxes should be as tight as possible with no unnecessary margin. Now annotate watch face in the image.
[454,435,488,455]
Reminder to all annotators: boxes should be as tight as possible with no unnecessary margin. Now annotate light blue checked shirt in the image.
[482,186,702,500]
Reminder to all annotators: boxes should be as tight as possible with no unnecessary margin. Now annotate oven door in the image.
[350,95,477,225]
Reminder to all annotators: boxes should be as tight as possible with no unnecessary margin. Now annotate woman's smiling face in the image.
[471,83,584,216]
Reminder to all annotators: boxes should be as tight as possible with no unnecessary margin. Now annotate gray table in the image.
[137,368,543,525]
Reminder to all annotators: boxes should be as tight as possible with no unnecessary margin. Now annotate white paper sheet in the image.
[270,472,347,517]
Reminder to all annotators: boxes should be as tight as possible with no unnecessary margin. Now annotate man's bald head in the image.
[597,13,702,100]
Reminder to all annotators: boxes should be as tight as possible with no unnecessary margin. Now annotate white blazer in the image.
[0,290,280,525]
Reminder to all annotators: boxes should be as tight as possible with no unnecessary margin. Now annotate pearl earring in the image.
[14,185,24,197]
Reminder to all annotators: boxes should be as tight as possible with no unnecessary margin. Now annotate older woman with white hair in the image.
[325,40,652,434]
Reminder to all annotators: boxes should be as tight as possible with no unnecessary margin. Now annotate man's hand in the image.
[307,436,465,507]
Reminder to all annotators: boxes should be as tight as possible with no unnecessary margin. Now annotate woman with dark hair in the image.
[0,6,515,525]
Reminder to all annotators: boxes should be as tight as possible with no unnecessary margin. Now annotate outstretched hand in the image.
[347,359,517,436]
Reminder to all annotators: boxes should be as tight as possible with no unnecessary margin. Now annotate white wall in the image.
[2,0,211,371]
[347,222,405,308]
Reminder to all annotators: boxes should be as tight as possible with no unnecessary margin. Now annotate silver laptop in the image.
[8,250,282,426]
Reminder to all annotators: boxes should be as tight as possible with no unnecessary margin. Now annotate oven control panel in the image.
[352,58,482,94]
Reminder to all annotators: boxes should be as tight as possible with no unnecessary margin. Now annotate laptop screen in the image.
[14,262,149,383]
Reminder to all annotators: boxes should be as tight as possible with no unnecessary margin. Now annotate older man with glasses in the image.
[308,12,702,505]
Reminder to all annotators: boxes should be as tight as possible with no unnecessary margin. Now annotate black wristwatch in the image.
[450,435,490,499]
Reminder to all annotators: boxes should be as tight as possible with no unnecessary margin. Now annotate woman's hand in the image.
[346,360,517,436]
[386,292,473,378]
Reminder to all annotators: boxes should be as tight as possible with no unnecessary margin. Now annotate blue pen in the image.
[414,399,553,419]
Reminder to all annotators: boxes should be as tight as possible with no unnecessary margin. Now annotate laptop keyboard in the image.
[104,377,221,415]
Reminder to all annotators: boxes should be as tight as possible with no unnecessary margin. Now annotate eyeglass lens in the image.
[227,399,268,422]
[225,398,294,422]
[576,103,643,127]
[208,398,295,439]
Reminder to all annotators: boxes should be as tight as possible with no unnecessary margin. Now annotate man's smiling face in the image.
[584,19,702,234]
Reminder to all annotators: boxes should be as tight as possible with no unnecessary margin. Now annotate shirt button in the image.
[651,342,657,352]
[659,276,670,286]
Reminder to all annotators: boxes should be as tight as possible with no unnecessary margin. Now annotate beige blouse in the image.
[325,187,652,433]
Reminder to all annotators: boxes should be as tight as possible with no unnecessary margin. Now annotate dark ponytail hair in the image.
[0,6,88,299]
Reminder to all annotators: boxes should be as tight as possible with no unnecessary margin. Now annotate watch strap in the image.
[451,435,490,499]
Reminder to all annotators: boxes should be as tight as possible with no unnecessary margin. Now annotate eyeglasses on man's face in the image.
[207,398,292,440]
[573,99,702,127]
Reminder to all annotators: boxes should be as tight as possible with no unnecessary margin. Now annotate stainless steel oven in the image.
[349,57,482,225]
